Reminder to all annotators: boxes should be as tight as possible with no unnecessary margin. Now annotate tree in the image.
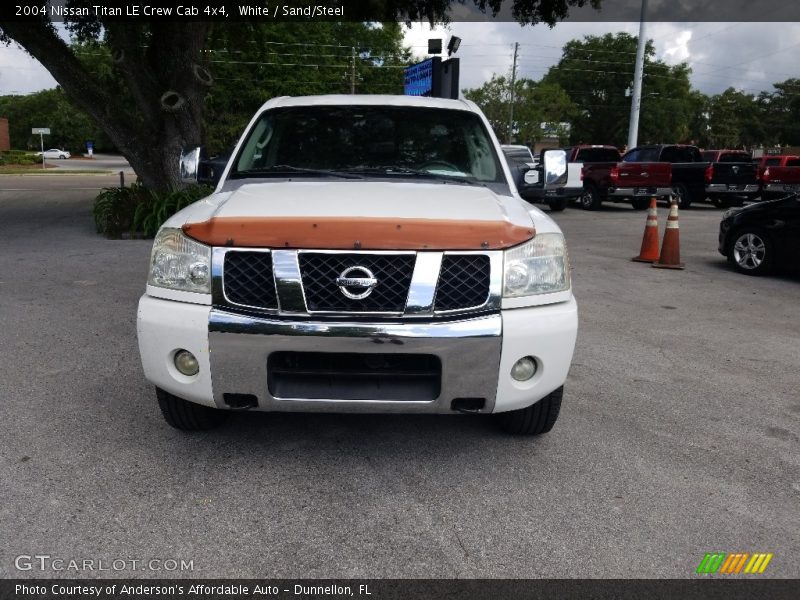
[543,32,694,146]
[705,88,765,149]
[1,0,602,192]
[0,88,112,152]
[464,75,577,145]
[761,78,800,146]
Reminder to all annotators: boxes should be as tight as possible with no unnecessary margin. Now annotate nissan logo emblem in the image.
[336,266,378,300]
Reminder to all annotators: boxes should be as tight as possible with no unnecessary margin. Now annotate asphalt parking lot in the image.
[1,175,798,579]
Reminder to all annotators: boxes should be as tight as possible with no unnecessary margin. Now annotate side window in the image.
[687,147,703,162]
[641,148,661,161]
[623,149,640,162]
[660,147,681,162]
[766,158,781,166]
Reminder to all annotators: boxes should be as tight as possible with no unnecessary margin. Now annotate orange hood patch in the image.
[182,216,535,250]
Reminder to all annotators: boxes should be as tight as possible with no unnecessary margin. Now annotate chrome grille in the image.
[434,255,491,312]
[216,248,499,317]
[299,253,415,313]
[223,251,278,309]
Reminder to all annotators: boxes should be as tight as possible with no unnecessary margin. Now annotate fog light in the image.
[511,356,537,381]
[174,349,199,376]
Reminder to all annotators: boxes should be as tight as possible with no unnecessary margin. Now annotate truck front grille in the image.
[434,255,491,312]
[223,251,278,309]
[218,249,497,316]
[299,253,415,313]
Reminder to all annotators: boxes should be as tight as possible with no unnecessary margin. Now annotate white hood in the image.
[167,180,548,250]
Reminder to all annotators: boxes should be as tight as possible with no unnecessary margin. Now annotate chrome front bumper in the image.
[208,310,502,413]
[763,183,799,193]
[706,184,760,194]
[607,186,672,197]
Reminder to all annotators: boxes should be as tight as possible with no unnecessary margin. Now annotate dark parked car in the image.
[718,194,800,275]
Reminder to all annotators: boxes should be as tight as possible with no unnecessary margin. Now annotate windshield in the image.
[231,105,504,183]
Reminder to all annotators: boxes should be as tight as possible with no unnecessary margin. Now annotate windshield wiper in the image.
[231,165,364,180]
[344,165,481,185]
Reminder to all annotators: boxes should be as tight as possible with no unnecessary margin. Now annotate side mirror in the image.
[542,149,568,188]
[180,146,201,184]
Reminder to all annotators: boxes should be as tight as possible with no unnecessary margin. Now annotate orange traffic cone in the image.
[632,197,660,262]
[652,196,685,270]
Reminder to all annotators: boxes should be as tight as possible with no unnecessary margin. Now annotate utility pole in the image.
[507,42,519,144]
[350,46,356,94]
[627,0,648,149]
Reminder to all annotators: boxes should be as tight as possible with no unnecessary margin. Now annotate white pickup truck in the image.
[137,95,578,435]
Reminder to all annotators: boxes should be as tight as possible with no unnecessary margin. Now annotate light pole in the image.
[627,0,648,150]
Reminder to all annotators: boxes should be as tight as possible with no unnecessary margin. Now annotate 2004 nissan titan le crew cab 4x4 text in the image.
[136,95,578,435]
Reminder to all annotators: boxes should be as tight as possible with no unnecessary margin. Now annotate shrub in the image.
[132,185,213,238]
[0,151,43,165]
[93,183,150,238]
[93,183,212,239]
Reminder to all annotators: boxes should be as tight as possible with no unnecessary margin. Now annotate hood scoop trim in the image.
[182,216,534,250]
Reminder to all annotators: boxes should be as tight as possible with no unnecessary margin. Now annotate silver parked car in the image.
[36,149,71,159]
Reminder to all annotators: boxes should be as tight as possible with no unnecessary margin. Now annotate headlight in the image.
[503,233,570,297]
[148,227,211,293]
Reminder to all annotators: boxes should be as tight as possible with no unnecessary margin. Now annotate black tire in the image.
[156,387,228,431]
[727,228,775,276]
[547,197,568,212]
[671,184,692,209]
[496,386,563,435]
[579,185,602,211]
[631,197,650,210]
[59,154,66,159]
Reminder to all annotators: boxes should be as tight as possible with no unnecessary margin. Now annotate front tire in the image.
[156,387,228,431]
[579,185,602,211]
[496,387,563,435]
[727,228,774,275]
[671,184,692,209]
[547,197,568,212]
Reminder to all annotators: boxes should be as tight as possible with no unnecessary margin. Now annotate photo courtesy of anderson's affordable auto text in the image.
[0,1,798,599]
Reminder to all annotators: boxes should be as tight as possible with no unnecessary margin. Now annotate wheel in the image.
[579,185,602,210]
[547,197,568,212]
[156,387,228,431]
[727,228,774,275]
[496,386,563,435]
[671,184,692,209]
[631,197,650,210]
[59,154,66,159]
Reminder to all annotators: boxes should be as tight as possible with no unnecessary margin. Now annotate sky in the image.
[402,21,800,97]
[1,22,799,97]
